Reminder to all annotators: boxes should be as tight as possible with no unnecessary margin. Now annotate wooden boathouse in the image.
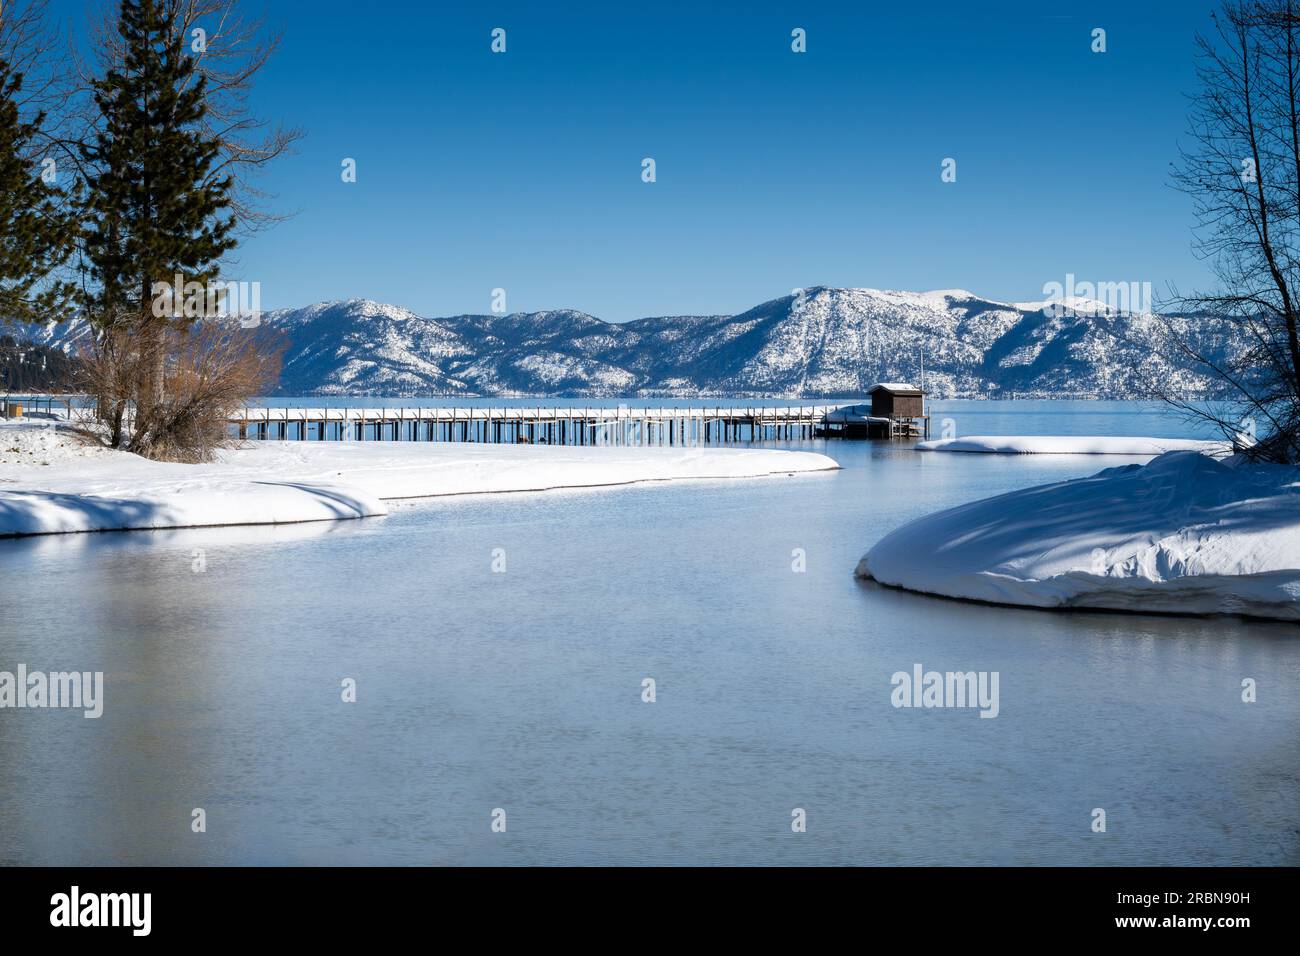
[869,383,925,421]
[816,384,928,439]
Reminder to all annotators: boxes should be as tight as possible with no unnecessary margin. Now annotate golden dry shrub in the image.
[85,317,283,462]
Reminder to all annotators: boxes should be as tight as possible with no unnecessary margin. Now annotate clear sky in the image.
[63,0,1222,320]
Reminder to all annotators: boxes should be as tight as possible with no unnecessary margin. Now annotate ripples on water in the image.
[0,402,1296,865]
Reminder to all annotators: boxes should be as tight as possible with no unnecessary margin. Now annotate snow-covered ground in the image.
[0,420,837,537]
[857,450,1300,621]
[917,435,1230,455]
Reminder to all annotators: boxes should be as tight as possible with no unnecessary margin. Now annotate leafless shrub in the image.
[85,317,282,462]
[82,310,139,449]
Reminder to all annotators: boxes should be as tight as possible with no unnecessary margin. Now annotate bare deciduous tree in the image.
[0,0,67,121]
[1167,0,1300,461]
[77,0,302,232]
[85,318,283,460]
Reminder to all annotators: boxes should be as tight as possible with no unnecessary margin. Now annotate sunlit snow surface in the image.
[858,450,1300,621]
[0,420,836,537]
[917,434,1229,455]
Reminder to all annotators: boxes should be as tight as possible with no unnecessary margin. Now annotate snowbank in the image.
[0,417,116,466]
[856,451,1300,621]
[0,420,836,537]
[821,404,888,425]
[916,435,1229,456]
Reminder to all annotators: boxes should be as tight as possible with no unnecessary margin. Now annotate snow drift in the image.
[856,451,1300,621]
[0,420,837,538]
[917,435,1229,456]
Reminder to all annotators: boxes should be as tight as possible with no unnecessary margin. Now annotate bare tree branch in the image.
[1166,0,1300,461]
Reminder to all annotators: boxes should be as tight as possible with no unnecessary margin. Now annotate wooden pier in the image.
[227,404,843,446]
[26,396,930,445]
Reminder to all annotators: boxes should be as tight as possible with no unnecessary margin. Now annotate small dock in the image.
[812,384,930,440]
[227,404,841,446]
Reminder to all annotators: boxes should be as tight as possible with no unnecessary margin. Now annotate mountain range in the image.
[16,286,1231,399]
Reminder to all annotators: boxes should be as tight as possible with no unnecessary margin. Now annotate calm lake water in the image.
[1,401,1297,865]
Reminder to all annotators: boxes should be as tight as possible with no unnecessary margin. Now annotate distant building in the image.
[817,383,928,439]
[869,383,925,421]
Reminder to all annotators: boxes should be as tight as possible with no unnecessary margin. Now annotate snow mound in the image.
[0,419,115,466]
[856,451,1300,620]
[822,404,888,424]
[0,421,837,538]
[917,435,1229,456]
[0,481,385,537]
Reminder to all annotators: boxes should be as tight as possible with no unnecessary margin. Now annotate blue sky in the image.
[69,0,1221,320]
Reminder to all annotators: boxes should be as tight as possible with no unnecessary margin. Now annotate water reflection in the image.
[1,426,1297,865]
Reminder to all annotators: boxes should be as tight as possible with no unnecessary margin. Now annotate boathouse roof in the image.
[869,383,923,395]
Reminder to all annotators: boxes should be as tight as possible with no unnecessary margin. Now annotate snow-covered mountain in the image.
[16,287,1234,398]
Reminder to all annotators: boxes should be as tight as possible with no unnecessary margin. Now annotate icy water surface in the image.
[1,401,1297,865]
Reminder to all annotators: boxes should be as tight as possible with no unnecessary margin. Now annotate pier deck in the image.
[227,404,843,445]
[5,396,931,445]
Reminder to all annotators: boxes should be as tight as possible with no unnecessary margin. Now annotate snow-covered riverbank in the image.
[857,450,1300,621]
[0,420,838,537]
[917,435,1229,455]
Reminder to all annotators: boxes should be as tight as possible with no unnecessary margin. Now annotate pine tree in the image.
[0,50,75,325]
[81,0,236,334]
[81,0,239,450]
